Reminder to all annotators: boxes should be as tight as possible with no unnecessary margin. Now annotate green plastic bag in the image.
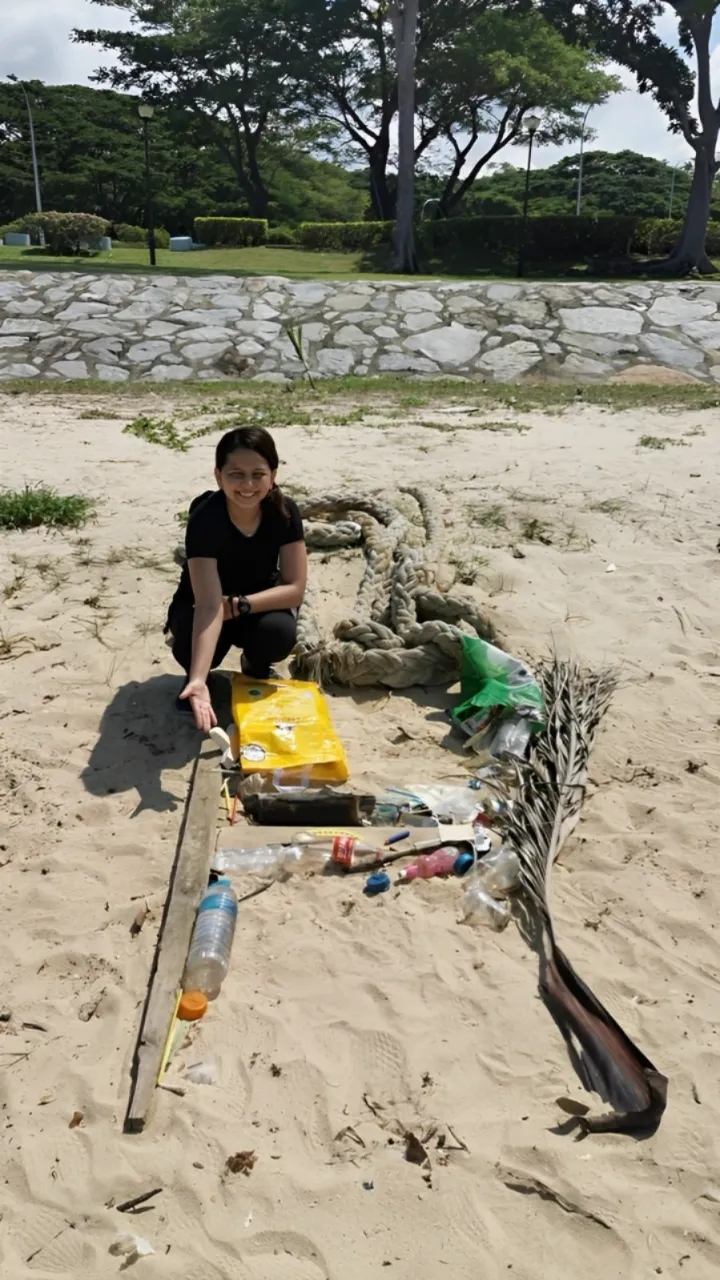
[453,636,545,738]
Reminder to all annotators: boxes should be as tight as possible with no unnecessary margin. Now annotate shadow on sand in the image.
[81,672,232,815]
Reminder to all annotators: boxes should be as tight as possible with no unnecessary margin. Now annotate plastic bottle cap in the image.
[178,991,209,1021]
[454,851,475,877]
[365,871,391,896]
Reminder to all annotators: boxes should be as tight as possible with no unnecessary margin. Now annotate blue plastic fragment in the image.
[365,871,391,896]
[453,851,475,877]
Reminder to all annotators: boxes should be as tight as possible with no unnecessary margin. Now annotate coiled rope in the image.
[293,488,495,689]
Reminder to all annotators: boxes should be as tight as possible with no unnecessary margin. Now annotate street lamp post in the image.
[517,113,541,279]
[421,197,441,221]
[668,164,684,219]
[576,104,593,216]
[137,103,156,267]
[6,75,43,241]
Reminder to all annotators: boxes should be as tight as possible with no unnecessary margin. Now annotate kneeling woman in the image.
[166,426,307,732]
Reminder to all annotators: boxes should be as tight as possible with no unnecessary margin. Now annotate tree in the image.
[297,0,495,220]
[465,150,694,219]
[420,9,619,215]
[297,1,619,221]
[74,0,312,219]
[540,0,716,272]
[0,80,364,231]
[391,0,420,271]
[0,80,227,228]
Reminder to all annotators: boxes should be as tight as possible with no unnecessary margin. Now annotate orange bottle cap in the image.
[178,991,208,1021]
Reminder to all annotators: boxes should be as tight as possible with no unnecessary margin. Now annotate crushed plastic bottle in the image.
[462,874,511,931]
[387,785,481,824]
[477,846,521,898]
[474,798,514,830]
[487,713,534,760]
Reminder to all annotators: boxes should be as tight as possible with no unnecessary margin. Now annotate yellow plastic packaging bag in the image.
[231,675,349,783]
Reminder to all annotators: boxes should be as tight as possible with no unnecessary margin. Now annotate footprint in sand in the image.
[243,1231,329,1280]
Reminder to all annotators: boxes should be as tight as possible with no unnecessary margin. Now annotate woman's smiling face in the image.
[216,448,276,510]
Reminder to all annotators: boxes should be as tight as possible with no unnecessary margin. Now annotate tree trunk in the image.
[391,0,420,273]
[653,14,719,275]
[665,137,718,273]
[369,146,394,220]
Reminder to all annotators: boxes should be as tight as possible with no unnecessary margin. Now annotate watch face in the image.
[238,596,251,616]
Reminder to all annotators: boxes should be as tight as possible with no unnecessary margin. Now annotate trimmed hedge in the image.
[266,224,297,245]
[194,216,267,247]
[296,213,720,265]
[297,214,635,261]
[298,220,394,251]
[418,214,637,264]
[22,212,109,255]
[115,222,170,249]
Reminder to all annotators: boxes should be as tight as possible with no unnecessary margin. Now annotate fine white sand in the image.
[1,392,719,1279]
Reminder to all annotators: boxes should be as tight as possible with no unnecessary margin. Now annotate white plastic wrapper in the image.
[109,1233,155,1259]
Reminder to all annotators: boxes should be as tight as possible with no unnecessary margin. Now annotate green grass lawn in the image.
[0,241,614,283]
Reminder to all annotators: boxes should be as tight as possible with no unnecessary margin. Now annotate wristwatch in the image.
[233,595,252,617]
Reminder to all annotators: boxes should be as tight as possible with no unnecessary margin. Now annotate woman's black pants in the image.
[167,600,297,679]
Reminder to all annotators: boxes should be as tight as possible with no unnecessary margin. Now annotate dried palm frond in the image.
[503,657,668,1135]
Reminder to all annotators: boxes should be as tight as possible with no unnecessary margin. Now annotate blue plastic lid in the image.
[454,852,475,877]
[364,871,391,896]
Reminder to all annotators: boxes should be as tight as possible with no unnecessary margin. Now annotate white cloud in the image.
[0,1,129,86]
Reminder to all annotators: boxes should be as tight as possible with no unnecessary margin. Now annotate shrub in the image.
[464,195,523,217]
[194,217,267,247]
[297,220,394,251]
[0,485,95,531]
[633,218,679,256]
[630,218,720,258]
[22,211,110,255]
[266,224,297,246]
[115,222,170,249]
[0,218,27,240]
[420,214,638,264]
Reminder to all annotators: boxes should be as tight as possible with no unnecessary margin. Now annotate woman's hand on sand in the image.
[180,679,218,732]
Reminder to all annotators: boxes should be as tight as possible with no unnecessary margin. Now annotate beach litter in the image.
[109,1233,155,1261]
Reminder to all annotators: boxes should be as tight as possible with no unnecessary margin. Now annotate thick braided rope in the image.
[294,489,494,689]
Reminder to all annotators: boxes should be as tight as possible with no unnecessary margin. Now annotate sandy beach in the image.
[1,388,720,1280]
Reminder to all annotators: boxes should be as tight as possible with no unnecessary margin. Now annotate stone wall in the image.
[1,270,720,383]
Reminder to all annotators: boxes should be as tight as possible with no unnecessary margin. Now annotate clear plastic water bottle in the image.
[213,845,304,876]
[184,878,238,1000]
[478,846,521,898]
[462,874,511,931]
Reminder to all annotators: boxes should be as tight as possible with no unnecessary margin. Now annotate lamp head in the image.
[526,113,541,136]
[137,103,155,120]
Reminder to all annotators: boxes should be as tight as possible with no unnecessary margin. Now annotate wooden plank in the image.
[124,737,220,1133]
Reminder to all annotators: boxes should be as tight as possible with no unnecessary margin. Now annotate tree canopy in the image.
[0,81,365,230]
[466,149,695,219]
[76,0,621,223]
[539,0,720,269]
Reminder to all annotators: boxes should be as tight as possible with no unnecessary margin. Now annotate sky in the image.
[1,0,717,175]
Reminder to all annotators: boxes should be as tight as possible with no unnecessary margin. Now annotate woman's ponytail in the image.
[267,481,290,520]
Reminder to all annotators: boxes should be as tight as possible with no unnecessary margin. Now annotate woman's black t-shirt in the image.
[174,490,304,604]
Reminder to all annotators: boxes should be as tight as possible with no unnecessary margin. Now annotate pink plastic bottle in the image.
[397,847,460,882]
